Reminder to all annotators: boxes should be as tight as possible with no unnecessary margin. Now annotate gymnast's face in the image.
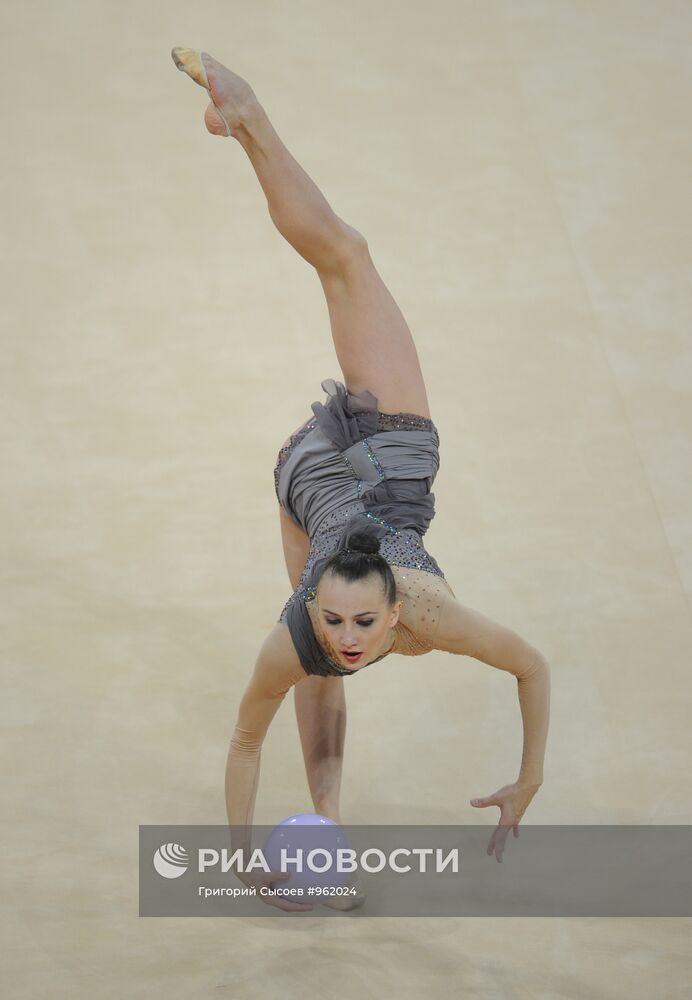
[316,571,401,669]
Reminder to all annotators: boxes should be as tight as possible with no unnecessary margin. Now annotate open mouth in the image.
[342,651,362,663]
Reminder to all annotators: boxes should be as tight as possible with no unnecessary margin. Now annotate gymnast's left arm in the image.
[432,592,551,852]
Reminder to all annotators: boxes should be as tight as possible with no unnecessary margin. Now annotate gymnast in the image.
[171,48,551,912]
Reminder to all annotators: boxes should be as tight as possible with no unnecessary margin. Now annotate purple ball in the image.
[261,814,352,894]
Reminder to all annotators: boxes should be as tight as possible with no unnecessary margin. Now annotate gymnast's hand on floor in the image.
[233,868,315,913]
[469,781,542,863]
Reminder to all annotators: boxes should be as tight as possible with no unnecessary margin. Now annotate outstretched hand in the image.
[470,782,541,862]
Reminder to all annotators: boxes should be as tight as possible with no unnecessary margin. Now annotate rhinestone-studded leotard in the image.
[274,380,456,674]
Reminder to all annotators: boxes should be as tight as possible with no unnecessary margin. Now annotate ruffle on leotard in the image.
[277,379,439,539]
[309,377,380,448]
[310,377,438,539]
[284,379,440,677]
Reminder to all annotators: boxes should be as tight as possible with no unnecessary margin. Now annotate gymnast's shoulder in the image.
[249,622,306,697]
[390,565,456,608]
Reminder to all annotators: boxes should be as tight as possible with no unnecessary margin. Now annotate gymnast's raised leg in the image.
[173,48,432,419]
[173,47,434,822]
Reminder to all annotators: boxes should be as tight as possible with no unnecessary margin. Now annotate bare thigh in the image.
[317,240,432,420]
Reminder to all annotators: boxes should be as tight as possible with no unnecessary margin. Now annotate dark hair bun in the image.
[344,530,381,556]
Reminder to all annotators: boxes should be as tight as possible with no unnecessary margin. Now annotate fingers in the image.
[488,815,524,860]
[261,871,315,913]
[261,892,314,912]
[487,823,513,862]
[472,787,527,861]
[268,897,315,913]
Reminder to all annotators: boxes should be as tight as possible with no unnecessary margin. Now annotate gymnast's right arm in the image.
[225,622,305,845]
[225,624,314,911]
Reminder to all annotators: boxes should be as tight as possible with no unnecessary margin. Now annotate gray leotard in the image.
[274,378,448,676]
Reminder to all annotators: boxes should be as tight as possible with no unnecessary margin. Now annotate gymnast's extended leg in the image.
[191,50,432,419]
